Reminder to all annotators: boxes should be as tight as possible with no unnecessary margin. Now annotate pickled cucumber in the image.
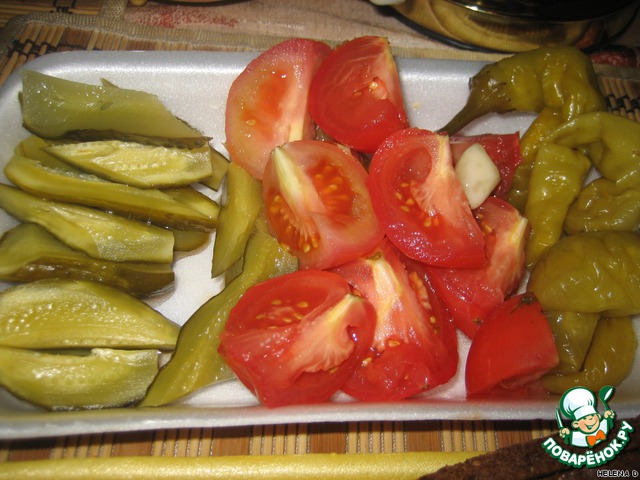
[5,154,216,231]
[200,147,230,191]
[140,229,298,407]
[0,346,159,410]
[0,183,175,263]
[211,162,263,277]
[163,187,220,227]
[0,278,179,350]
[171,228,211,252]
[45,141,214,188]
[20,70,206,143]
[0,223,174,296]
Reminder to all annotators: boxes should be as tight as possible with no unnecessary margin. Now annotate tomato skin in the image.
[450,133,524,199]
[465,293,559,397]
[331,239,458,401]
[225,38,331,180]
[218,270,376,408]
[422,196,529,339]
[262,139,384,270]
[309,36,409,154]
[367,128,486,268]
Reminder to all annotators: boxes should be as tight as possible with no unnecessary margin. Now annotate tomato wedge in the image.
[331,239,458,401]
[218,270,376,408]
[262,139,384,270]
[465,293,559,397]
[309,36,409,154]
[225,38,331,179]
[450,133,524,199]
[423,196,529,338]
[367,128,486,268]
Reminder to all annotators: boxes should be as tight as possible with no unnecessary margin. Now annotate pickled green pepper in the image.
[524,144,591,266]
[541,317,637,394]
[528,231,640,316]
[441,47,606,211]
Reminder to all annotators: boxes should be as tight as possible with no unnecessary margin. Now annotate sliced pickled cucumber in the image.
[163,187,220,228]
[0,346,159,410]
[200,147,230,191]
[171,228,211,252]
[0,223,174,296]
[20,70,205,143]
[14,135,59,163]
[0,278,179,350]
[45,141,213,188]
[0,184,175,263]
[140,229,298,407]
[5,154,216,231]
[211,162,262,277]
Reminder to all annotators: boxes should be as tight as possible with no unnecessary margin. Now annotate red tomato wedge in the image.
[218,270,376,408]
[367,128,486,268]
[263,139,384,270]
[423,196,529,339]
[450,133,524,199]
[225,38,331,179]
[465,293,559,397]
[309,36,409,154]
[331,239,458,401]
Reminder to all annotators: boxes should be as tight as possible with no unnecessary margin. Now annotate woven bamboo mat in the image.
[0,1,638,472]
[0,0,102,28]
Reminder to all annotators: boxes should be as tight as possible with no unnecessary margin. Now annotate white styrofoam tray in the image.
[0,51,637,439]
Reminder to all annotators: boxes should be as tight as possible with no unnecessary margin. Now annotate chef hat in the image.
[560,387,597,421]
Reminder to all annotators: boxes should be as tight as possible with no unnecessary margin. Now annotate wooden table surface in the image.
[0,1,638,477]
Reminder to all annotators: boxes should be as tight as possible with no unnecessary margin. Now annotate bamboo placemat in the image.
[0,0,102,29]
[0,2,638,473]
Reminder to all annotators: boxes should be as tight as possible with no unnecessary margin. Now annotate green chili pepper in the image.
[541,316,636,394]
[564,179,640,234]
[545,310,599,375]
[524,143,591,266]
[441,47,606,212]
[547,111,640,188]
[528,231,640,316]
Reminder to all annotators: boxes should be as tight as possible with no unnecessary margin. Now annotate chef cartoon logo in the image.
[557,386,614,448]
[542,385,636,468]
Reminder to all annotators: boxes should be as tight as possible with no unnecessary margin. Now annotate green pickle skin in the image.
[0,278,180,350]
[140,230,298,407]
[0,346,160,410]
[0,223,175,297]
[0,183,175,263]
[211,162,263,278]
[20,70,206,142]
